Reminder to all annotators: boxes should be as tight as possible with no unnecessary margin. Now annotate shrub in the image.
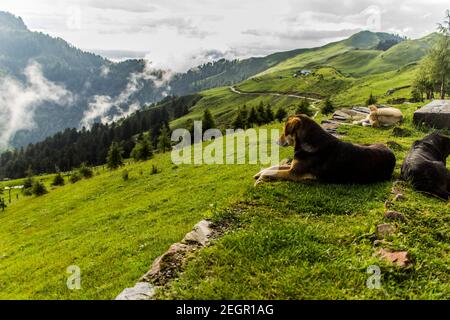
[296,99,314,117]
[107,142,124,169]
[151,164,159,175]
[131,139,153,161]
[78,163,93,178]
[321,99,335,115]
[31,181,47,196]
[51,173,65,186]
[366,93,377,106]
[275,107,288,122]
[122,169,129,181]
[70,172,81,184]
[23,177,34,189]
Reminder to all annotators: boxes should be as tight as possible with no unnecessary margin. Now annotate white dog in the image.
[355,105,403,127]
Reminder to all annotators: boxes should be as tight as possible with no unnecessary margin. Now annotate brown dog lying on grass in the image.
[400,133,450,200]
[254,115,396,185]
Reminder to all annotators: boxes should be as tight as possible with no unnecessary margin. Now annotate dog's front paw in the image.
[254,169,266,180]
[254,177,265,186]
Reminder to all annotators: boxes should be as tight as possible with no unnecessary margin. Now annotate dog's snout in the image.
[278,135,290,147]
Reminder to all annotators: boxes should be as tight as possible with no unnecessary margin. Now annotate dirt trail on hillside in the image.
[229,86,321,118]
[229,86,322,103]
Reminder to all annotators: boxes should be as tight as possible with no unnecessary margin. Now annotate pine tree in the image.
[265,104,274,123]
[23,166,34,189]
[296,99,314,117]
[275,107,287,122]
[321,99,335,115]
[202,109,216,131]
[106,142,124,170]
[366,93,377,106]
[157,126,172,153]
[257,101,266,124]
[232,108,245,129]
[131,138,153,161]
[247,107,259,127]
[51,173,65,186]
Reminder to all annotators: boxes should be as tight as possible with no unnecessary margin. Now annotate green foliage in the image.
[157,126,172,153]
[69,172,81,184]
[151,164,159,175]
[232,108,246,129]
[366,93,377,106]
[296,99,314,117]
[275,107,288,122]
[107,142,124,170]
[247,107,260,127]
[265,104,274,123]
[202,109,216,131]
[31,181,47,196]
[321,99,335,115]
[122,169,129,181]
[131,139,153,161]
[51,173,65,186]
[78,163,93,179]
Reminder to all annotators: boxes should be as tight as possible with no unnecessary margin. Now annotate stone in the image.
[376,223,396,238]
[413,100,450,129]
[376,248,412,267]
[351,106,370,114]
[182,220,213,247]
[141,242,191,284]
[392,127,412,137]
[393,193,406,202]
[386,141,404,151]
[385,211,406,222]
[373,239,391,246]
[115,282,156,300]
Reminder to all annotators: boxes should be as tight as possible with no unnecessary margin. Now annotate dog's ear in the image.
[369,105,378,113]
[285,117,301,136]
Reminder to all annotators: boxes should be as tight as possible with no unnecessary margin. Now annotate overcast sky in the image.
[1,0,448,72]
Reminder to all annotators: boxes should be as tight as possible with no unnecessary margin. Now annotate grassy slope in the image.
[0,155,260,299]
[1,31,448,300]
[160,105,450,300]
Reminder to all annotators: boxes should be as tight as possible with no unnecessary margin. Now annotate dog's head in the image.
[278,116,301,147]
[421,132,450,158]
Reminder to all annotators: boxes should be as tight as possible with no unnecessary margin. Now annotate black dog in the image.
[255,115,396,184]
[401,133,450,200]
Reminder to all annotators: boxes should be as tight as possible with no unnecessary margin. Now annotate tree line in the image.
[0,95,197,179]
[412,10,450,101]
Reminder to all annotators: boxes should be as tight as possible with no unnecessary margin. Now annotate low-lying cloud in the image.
[80,61,171,128]
[0,62,73,148]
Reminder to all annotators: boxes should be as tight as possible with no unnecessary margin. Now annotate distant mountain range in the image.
[0,11,437,149]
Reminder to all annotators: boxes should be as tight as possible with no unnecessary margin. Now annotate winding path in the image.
[229,86,322,118]
[229,86,322,103]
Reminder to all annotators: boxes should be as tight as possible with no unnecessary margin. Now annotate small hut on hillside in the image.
[413,100,450,129]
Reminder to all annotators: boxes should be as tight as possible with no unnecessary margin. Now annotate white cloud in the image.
[0,62,73,148]
[80,60,171,128]
[0,0,448,72]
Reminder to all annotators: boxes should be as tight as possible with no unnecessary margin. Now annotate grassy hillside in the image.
[160,105,450,300]
[0,154,261,299]
[1,101,448,299]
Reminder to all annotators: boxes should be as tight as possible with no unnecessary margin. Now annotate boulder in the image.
[385,211,406,222]
[376,223,396,238]
[376,249,412,267]
[141,242,191,284]
[182,220,213,247]
[413,100,450,129]
[115,282,155,300]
